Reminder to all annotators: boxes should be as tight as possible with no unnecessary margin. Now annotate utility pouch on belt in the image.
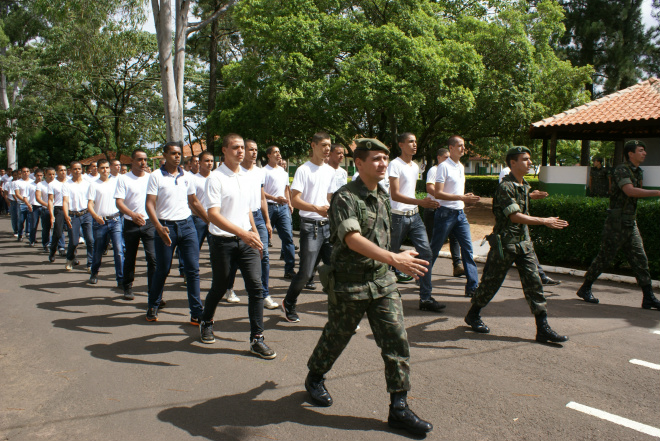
[318,264,337,305]
[487,233,504,259]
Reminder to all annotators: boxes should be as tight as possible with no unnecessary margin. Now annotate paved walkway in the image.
[0,217,658,440]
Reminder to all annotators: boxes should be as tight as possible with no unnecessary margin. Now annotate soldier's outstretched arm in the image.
[344,231,428,279]
[509,213,568,230]
[621,184,660,199]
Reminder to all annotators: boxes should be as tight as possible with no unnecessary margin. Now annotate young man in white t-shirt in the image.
[84,162,99,182]
[115,149,157,300]
[48,165,69,261]
[425,148,464,277]
[264,145,296,278]
[13,167,35,242]
[87,159,124,286]
[4,170,18,235]
[282,132,336,323]
[35,168,54,250]
[388,133,444,312]
[200,134,276,359]
[25,168,44,247]
[429,135,480,297]
[62,161,94,271]
[145,141,207,324]
[328,144,348,190]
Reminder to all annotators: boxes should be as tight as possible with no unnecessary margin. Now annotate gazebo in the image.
[529,77,660,194]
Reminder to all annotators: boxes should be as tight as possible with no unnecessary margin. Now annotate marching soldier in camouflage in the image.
[589,157,610,197]
[304,138,433,436]
[577,140,660,310]
[465,146,570,344]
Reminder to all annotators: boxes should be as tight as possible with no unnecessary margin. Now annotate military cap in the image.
[624,140,646,150]
[506,146,531,156]
[354,138,390,155]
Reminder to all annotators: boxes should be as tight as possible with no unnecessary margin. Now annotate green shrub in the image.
[529,196,660,279]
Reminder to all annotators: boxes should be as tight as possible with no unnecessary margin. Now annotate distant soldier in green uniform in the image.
[464,146,570,343]
[577,140,660,310]
[589,157,610,197]
[304,138,433,436]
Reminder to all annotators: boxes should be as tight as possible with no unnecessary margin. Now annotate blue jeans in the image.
[17,203,31,238]
[177,215,208,274]
[148,217,203,318]
[67,212,94,267]
[424,207,462,268]
[9,200,18,234]
[29,206,42,245]
[268,203,296,274]
[430,207,479,293]
[284,219,332,307]
[390,212,434,300]
[91,217,125,283]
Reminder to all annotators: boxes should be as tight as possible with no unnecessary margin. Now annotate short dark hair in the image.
[505,153,526,167]
[132,148,148,159]
[311,132,331,144]
[436,148,449,157]
[110,159,121,165]
[44,167,55,173]
[624,143,644,162]
[353,149,370,163]
[34,168,43,175]
[245,139,257,146]
[222,133,243,148]
[266,145,279,156]
[97,159,110,167]
[56,164,66,171]
[162,141,183,154]
[199,150,214,161]
[330,144,345,153]
[397,132,415,144]
[70,161,82,169]
[447,135,464,147]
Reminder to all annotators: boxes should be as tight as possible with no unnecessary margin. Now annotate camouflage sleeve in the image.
[613,165,633,188]
[331,190,361,244]
[495,181,522,218]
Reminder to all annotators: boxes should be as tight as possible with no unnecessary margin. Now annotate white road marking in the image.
[566,402,660,438]
[630,359,660,370]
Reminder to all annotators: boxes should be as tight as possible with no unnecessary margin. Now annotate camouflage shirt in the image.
[610,162,643,217]
[590,166,610,197]
[328,176,398,300]
[491,173,533,253]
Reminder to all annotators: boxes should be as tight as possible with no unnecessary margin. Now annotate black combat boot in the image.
[576,282,599,304]
[388,391,433,435]
[641,285,660,310]
[535,313,569,343]
[464,304,490,333]
[305,371,333,407]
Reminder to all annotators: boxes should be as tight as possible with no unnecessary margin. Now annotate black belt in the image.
[102,212,121,221]
[213,235,239,242]
[268,202,288,206]
[301,218,328,226]
[70,209,88,217]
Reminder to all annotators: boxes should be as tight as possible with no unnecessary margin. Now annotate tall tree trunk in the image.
[1,70,18,170]
[206,0,219,156]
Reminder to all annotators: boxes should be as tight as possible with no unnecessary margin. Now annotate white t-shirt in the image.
[435,157,465,210]
[426,165,439,202]
[146,167,195,221]
[205,164,252,237]
[3,179,15,201]
[193,172,210,208]
[13,179,34,204]
[48,179,67,207]
[264,164,289,203]
[84,173,100,183]
[35,181,50,206]
[332,166,348,192]
[387,157,419,212]
[290,161,336,220]
[88,178,119,217]
[499,167,510,183]
[63,179,92,212]
[241,165,265,212]
[114,171,150,220]
[0,175,11,185]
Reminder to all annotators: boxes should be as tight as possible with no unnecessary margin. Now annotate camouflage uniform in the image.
[590,166,610,197]
[584,162,652,286]
[471,173,547,315]
[307,176,411,393]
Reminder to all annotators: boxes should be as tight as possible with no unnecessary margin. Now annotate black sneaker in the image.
[48,252,56,263]
[17,236,22,242]
[146,308,158,322]
[304,281,316,290]
[89,274,98,284]
[123,287,134,300]
[396,273,414,283]
[419,298,446,313]
[200,321,215,344]
[250,336,276,359]
[282,301,300,323]
[283,272,296,280]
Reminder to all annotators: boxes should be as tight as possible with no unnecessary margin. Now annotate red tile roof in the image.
[80,151,132,165]
[530,78,660,140]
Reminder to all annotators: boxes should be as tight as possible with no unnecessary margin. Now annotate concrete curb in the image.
[437,251,660,289]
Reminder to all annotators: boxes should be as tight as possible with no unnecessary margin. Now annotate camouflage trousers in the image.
[472,247,547,315]
[307,291,411,393]
[585,218,651,286]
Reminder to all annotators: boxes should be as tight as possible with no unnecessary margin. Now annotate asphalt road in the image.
[0,216,658,441]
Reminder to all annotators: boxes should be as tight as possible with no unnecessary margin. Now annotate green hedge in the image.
[529,196,660,279]
[416,175,539,196]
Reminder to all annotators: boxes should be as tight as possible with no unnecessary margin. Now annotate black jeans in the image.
[49,207,66,256]
[203,235,264,339]
[122,219,156,291]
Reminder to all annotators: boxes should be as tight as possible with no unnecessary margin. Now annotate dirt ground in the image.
[440,197,494,251]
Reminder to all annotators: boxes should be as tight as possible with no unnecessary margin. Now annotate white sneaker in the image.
[264,295,279,310]
[225,290,240,303]
[64,259,74,271]
[13,233,18,237]
[79,237,85,244]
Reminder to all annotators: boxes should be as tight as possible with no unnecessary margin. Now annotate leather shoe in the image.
[305,372,332,407]
[542,277,561,286]
[388,393,433,435]
[576,286,599,304]
[419,298,446,313]
[283,272,296,280]
[535,314,568,343]
[453,265,465,277]
[465,306,490,333]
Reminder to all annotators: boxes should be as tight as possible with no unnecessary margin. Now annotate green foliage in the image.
[529,195,660,279]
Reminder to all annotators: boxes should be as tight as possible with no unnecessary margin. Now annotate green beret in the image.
[354,138,390,155]
[506,146,531,156]
[624,140,646,150]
